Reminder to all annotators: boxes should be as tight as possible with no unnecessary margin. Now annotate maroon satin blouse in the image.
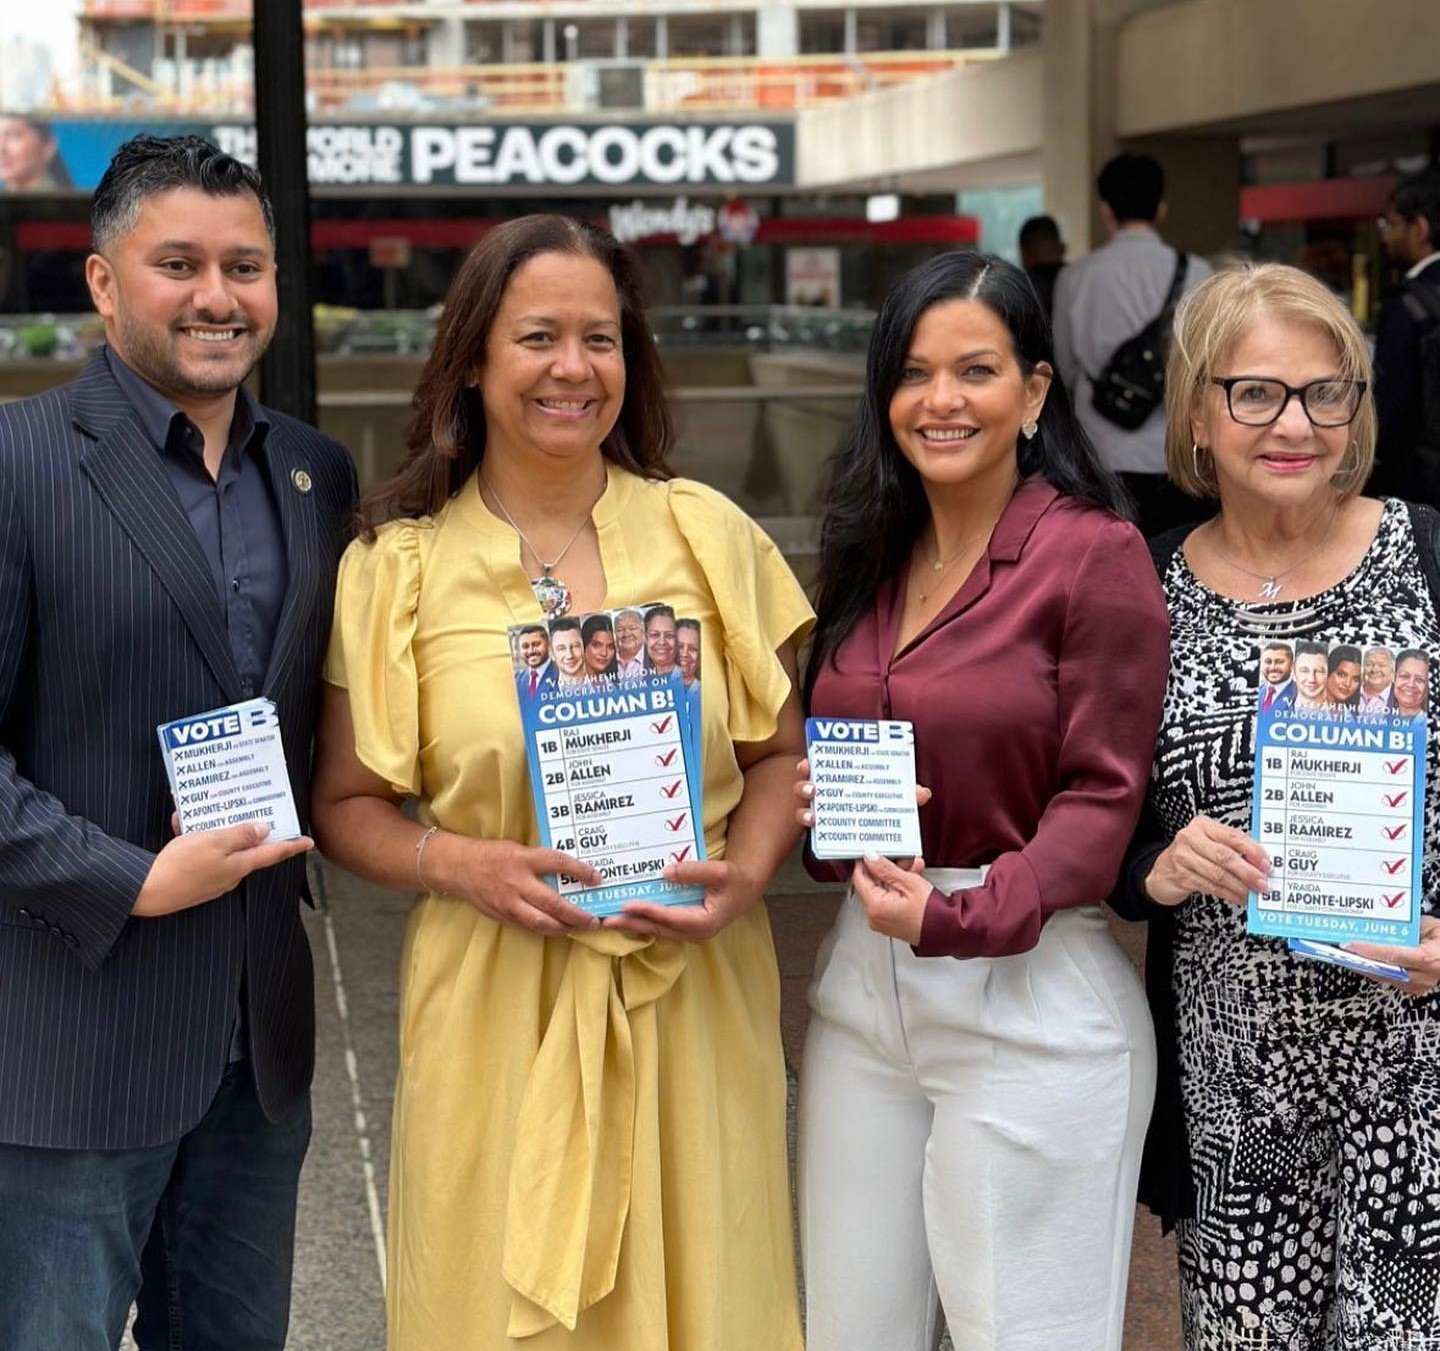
[807,478,1170,958]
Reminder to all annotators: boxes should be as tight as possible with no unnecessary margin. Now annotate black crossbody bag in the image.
[1090,250,1188,432]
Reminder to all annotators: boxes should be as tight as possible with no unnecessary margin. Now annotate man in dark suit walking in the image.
[0,136,357,1349]
[1372,169,1440,502]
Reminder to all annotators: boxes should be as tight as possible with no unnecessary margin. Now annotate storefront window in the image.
[855,8,930,53]
[799,11,848,55]
[667,15,752,59]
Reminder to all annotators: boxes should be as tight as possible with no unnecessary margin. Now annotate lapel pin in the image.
[291,468,313,494]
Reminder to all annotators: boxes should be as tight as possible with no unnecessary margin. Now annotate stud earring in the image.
[1021,420,1038,441]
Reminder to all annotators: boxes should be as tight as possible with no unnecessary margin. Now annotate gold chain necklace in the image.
[914,499,1013,604]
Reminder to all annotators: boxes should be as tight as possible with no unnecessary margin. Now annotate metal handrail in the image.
[313,384,862,408]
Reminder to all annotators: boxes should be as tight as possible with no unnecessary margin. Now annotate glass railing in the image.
[0,306,873,361]
[0,321,861,522]
[651,306,875,354]
[316,384,859,521]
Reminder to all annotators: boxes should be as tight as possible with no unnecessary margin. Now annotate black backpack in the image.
[1089,251,1189,431]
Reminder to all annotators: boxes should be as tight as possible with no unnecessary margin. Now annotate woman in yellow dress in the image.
[310,214,812,1351]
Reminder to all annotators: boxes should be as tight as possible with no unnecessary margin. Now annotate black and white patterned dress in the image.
[1152,500,1440,1350]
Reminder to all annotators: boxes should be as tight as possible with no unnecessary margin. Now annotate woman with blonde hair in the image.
[1112,262,1440,1348]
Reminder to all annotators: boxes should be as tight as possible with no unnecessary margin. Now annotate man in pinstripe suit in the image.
[0,137,358,1349]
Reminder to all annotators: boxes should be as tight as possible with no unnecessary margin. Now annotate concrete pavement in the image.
[127,851,1181,1349]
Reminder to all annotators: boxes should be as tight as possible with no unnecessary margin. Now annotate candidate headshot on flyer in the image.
[643,604,679,676]
[549,614,587,688]
[677,617,701,689]
[514,622,557,702]
[613,607,647,682]
[581,612,619,686]
[1290,640,1332,716]
[1393,648,1431,722]
[1357,646,1397,716]
[1258,641,1296,712]
[1325,644,1363,718]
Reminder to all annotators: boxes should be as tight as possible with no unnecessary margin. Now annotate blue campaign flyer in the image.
[511,604,707,917]
[1248,639,1427,947]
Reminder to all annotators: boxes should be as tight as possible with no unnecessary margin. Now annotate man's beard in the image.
[115,311,270,399]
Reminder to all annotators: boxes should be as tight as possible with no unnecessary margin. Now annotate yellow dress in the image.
[326,468,814,1351]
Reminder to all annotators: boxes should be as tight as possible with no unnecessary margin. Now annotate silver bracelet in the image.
[415,824,443,894]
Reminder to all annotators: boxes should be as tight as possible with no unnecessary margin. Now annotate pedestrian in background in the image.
[1053,153,1212,537]
[1019,212,1066,319]
[1371,169,1440,503]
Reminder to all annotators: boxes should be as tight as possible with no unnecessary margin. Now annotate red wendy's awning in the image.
[1239,175,1396,225]
[18,212,981,253]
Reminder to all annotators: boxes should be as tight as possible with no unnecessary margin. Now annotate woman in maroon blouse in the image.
[795,252,1170,1351]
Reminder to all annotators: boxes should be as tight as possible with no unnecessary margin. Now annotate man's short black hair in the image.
[1019,215,1062,250]
[1390,169,1440,245]
[90,134,275,254]
[1097,154,1165,225]
[518,624,548,639]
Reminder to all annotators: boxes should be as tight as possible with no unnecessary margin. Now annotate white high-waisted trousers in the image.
[797,869,1156,1351]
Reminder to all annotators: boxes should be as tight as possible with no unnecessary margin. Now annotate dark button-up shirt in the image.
[807,478,1170,958]
[105,347,287,700]
[106,346,288,1061]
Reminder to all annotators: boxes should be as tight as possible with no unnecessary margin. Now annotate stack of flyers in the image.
[156,697,301,840]
[1249,636,1427,948]
[510,603,707,917]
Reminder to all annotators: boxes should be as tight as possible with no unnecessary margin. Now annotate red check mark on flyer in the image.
[1383,891,1407,909]
[1382,858,1407,875]
[665,813,688,832]
[1384,791,1408,808]
[1386,759,1408,775]
[651,715,674,735]
[655,749,679,768]
[660,780,684,799]
[1384,823,1408,840]
[670,846,692,864]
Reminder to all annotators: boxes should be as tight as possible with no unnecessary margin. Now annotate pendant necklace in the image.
[482,473,606,618]
[1208,504,1340,601]
[915,494,1014,604]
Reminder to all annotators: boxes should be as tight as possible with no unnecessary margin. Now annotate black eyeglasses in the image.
[1209,376,1367,428]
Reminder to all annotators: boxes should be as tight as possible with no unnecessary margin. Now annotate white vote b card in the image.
[157,697,302,841]
[805,717,923,861]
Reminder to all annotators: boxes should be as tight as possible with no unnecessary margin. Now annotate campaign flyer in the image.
[1249,639,1427,946]
[510,603,707,917]
[1286,937,1410,985]
[805,717,923,860]
[156,697,301,840]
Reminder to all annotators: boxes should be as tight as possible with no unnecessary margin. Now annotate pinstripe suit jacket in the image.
[0,352,358,1149]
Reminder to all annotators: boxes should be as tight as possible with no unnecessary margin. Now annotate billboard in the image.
[0,115,796,193]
